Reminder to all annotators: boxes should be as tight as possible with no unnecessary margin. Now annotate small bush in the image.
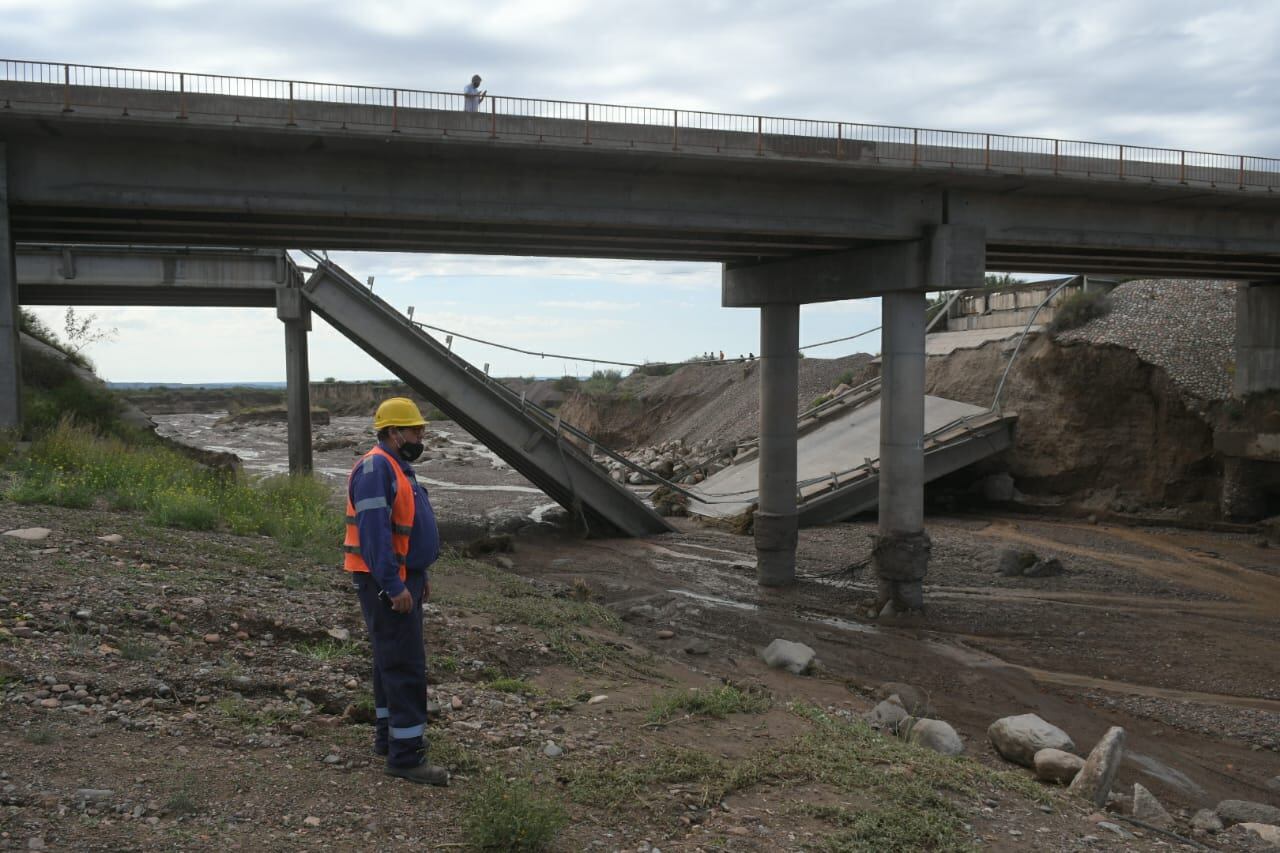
[120,640,158,661]
[1050,290,1112,333]
[487,677,539,695]
[462,772,567,852]
[630,361,678,377]
[147,491,219,530]
[810,394,831,410]
[646,684,770,724]
[836,370,856,386]
[552,375,580,393]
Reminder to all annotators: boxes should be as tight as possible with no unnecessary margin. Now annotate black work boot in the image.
[384,761,449,786]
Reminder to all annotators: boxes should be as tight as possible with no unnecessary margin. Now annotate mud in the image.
[155,411,1280,819]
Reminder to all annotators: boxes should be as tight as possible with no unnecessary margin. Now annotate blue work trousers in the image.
[353,571,427,768]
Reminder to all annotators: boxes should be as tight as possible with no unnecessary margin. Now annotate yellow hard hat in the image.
[374,397,428,431]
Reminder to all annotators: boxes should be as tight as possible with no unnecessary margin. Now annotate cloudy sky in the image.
[6,0,1278,382]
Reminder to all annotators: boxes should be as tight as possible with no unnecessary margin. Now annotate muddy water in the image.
[153,413,561,534]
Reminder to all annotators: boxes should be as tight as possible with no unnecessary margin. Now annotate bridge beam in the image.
[277,287,313,475]
[1235,280,1280,396]
[722,225,985,305]
[0,146,20,430]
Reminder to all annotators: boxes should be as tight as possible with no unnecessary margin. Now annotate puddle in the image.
[666,588,759,612]
[529,502,561,523]
[643,543,755,568]
[418,477,543,495]
[803,612,879,634]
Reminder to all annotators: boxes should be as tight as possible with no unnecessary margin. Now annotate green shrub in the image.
[552,375,580,393]
[582,369,623,395]
[630,361,678,377]
[147,491,219,530]
[462,772,566,852]
[810,394,831,410]
[646,684,770,724]
[837,370,856,386]
[7,419,341,558]
[1050,290,1112,333]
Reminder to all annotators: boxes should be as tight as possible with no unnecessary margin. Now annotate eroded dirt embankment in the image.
[561,335,1228,514]
[927,336,1221,508]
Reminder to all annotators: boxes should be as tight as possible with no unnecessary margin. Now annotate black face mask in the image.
[393,429,425,462]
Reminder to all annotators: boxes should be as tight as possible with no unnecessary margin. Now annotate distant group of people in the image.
[699,351,755,363]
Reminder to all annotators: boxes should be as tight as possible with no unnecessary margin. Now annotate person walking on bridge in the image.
[344,397,448,785]
[463,74,486,112]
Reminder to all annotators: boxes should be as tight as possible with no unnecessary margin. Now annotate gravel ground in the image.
[1057,279,1237,403]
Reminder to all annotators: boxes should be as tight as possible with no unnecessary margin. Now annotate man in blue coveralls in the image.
[343,397,448,785]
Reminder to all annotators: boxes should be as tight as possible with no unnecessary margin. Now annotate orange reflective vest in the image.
[343,445,416,581]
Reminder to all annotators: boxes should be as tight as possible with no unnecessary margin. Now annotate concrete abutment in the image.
[1235,281,1280,396]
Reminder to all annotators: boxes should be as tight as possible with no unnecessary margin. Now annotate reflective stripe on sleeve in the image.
[355,496,389,513]
[392,524,413,535]
[343,545,362,555]
[375,707,390,719]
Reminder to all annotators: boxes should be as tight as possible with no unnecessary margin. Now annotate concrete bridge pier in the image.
[755,303,801,586]
[723,225,985,598]
[873,291,929,611]
[1235,280,1280,395]
[276,286,313,474]
[0,145,20,430]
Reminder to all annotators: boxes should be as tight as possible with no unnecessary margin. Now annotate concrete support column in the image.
[874,290,930,611]
[277,287,312,475]
[0,145,21,431]
[1235,281,1280,396]
[755,302,800,587]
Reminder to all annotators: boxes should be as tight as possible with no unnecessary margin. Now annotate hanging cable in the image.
[411,318,881,368]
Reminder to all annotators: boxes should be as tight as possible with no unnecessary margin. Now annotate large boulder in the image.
[1236,824,1280,846]
[905,718,964,756]
[1033,748,1084,785]
[1217,800,1280,828]
[864,697,909,731]
[996,549,1038,577]
[988,714,1075,767]
[761,639,815,675]
[1068,726,1126,807]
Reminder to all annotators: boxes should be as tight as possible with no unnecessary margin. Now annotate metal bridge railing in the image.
[3,59,1278,190]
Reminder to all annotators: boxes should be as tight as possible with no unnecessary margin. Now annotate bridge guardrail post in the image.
[1053,139,1059,175]
[1179,150,1186,184]
[490,97,497,138]
[287,81,296,127]
[392,89,399,133]
[583,103,591,145]
[178,73,187,120]
[756,116,762,155]
[1119,144,1125,179]
[1239,155,1245,189]
[912,128,918,166]
[672,110,678,151]
[62,64,71,113]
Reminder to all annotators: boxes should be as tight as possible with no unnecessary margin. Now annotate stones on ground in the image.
[1023,557,1065,578]
[326,627,350,642]
[760,639,815,675]
[587,694,608,705]
[97,534,123,544]
[996,549,1037,577]
[988,714,1075,767]
[1068,726,1126,806]
[450,695,464,710]
[864,696,909,731]
[202,633,221,644]
[682,638,710,655]
[542,740,563,758]
[1237,823,1280,846]
[1268,776,1280,793]
[904,718,964,756]
[76,788,113,804]
[875,682,930,716]
[1131,783,1172,827]
[1216,800,1280,828]
[302,816,321,828]
[627,604,660,621]
[3,527,52,542]
[1033,748,1084,784]
[1192,809,1224,833]
[655,630,674,639]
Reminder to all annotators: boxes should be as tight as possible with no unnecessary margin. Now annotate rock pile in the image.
[1057,279,1236,403]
